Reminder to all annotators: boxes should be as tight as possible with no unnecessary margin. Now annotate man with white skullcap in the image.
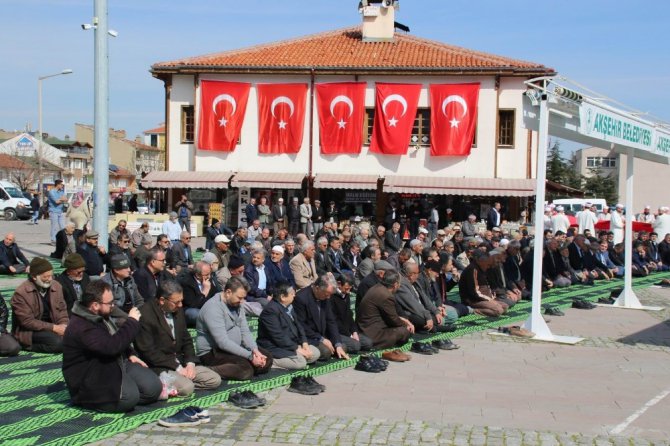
[551,205,570,235]
[610,204,625,244]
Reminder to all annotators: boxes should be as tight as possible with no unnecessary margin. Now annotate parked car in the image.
[0,181,32,220]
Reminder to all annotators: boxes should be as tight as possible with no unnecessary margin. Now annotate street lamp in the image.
[38,69,73,196]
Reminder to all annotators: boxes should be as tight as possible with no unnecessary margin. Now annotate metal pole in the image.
[38,78,43,196]
[93,0,110,248]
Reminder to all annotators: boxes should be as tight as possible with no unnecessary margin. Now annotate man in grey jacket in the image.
[196,276,273,380]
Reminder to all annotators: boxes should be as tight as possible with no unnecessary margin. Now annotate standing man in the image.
[300,197,313,238]
[312,199,325,237]
[551,206,571,235]
[62,281,162,413]
[610,204,625,244]
[288,197,301,238]
[175,194,194,233]
[30,192,41,225]
[486,202,502,231]
[272,197,287,235]
[47,179,68,244]
[244,197,258,226]
[577,202,597,235]
[134,281,221,397]
[637,205,656,224]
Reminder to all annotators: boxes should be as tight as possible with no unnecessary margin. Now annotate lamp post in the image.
[38,69,73,196]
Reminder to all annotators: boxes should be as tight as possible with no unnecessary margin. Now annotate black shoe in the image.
[360,355,388,371]
[434,324,457,333]
[410,342,434,355]
[432,339,460,351]
[572,299,596,309]
[585,279,595,286]
[228,391,263,409]
[598,296,615,305]
[609,288,623,298]
[544,306,565,316]
[354,356,384,373]
[241,390,266,406]
[287,376,321,395]
[303,376,326,392]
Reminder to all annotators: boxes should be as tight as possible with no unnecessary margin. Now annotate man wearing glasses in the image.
[134,281,221,397]
[107,235,135,273]
[62,281,161,413]
[109,219,129,249]
[134,248,172,303]
[170,231,194,272]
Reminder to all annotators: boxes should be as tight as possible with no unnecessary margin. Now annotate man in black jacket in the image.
[76,230,107,278]
[331,273,372,352]
[287,197,301,237]
[179,261,216,327]
[62,281,161,413]
[0,232,30,275]
[384,222,403,254]
[55,253,91,315]
[293,274,351,361]
[133,248,171,303]
[134,281,220,396]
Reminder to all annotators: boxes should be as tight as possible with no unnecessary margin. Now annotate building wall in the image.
[75,124,135,172]
[574,146,619,178]
[166,73,537,180]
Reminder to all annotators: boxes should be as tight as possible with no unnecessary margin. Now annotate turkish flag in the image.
[369,83,421,155]
[430,83,479,156]
[257,83,308,154]
[316,82,366,154]
[198,80,250,151]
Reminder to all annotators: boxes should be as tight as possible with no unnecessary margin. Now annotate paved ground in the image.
[2,218,669,445]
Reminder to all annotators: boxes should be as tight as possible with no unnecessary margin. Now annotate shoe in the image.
[434,324,457,333]
[410,342,434,355]
[598,296,616,305]
[432,339,460,351]
[609,288,623,298]
[508,326,535,338]
[228,391,264,409]
[183,406,210,423]
[158,408,202,427]
[360,355,388,370]
[287,376,321,395]
[382,350,408,362]
[572,299,596,310]
[544,306,565,316]
[241,390,266,406]
[354,356,384,373]
[497,326,511,334]
[303,376,326,392]
[658,280,670,288]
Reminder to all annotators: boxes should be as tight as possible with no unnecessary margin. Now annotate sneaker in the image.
[572,298,596,310]
[287,376,321,395]
[432,339,460,351]
[241,390,266,406]
[183,406,210,423]
[597,296,616,305]
[304,376,326,392]
[410,342,434,355]
[158,408,201,427]
[228,391,264,409]
[354,356,384,373]
[544,306,565,316]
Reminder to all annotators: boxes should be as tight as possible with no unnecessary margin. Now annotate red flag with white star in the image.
[430,83,479,156]
[257,83,308,154]
[369,83,421,155]
[198,80,250,151]
[316,82,366,154]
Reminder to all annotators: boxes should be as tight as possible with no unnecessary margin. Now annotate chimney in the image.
[359,0,397,42]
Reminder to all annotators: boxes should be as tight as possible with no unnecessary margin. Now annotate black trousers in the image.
[30,331,63,353]
[89,361,162,413]
[200,346,273,381]
[0,333,20,356]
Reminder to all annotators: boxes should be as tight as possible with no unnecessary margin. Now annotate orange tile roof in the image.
[152,27,553,75]
[0,154,30,170]
[143,125,165,135]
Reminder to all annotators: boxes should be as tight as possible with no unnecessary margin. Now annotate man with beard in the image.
[62,280,161,413]
[56,253,91,315]
[11,257,69,353]
[133,248,172,303]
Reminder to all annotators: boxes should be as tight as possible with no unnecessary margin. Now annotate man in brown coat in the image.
[357,270,413,361]
[11,257,68,353]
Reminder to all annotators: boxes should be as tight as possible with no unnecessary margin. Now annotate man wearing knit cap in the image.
[56,253,91,315]
[11,257,68,353]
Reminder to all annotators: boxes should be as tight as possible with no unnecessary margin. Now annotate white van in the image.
[0,181,32,220]
[552,198,608,215]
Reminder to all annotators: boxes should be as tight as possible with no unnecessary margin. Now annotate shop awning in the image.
[230,172,306,189]
[382,176,537,197]
[141,171,234,188]
[313,173,380,190]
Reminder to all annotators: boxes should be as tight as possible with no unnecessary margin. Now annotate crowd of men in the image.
[2,194,670,415]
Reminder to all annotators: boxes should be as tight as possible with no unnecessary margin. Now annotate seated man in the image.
[108,219,129,248]
[107,234,135,272]
[416,259,461,324]
[51,222,76,261]
[179,261,216,327]
[101,254,144,320]
[55,253,91,315]
[243,248,271,312]
[0,293,21,356]
[542,239,572,288]
[77,230,107,279]
[196,277,273,380]
[135,281,221,397]
[257,282,321,370]
[289,240,318,290]
[170,231,194,271]
[330,273,373,352]
[133,247,172,303]
[62,281,161,413]
[594,241,624,279]
[265,245,295,295]
[459,250,508,317]
[130,222,150,249]
[356,245,381,288]
[0,232,30,275]
[133,234,155,270]
[293,274,352,361]
[212,234,232,269]
[11,257,68,353]
[396,262,450,333]
[357,270,413,358]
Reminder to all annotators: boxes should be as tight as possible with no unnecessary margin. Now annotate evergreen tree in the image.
[582,168,618,204]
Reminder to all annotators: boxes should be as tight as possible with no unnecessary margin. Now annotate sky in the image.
[2,0,669,153]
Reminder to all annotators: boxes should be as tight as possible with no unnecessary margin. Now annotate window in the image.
[364,108,374,145]
[150,134,158,147]
[586,157,617,168]
[181,106,195,143]
[498,109,515,147]
[410,108,430,146]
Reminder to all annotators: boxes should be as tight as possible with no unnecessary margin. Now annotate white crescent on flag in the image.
[212,94,237,116]
[441,95,468,118]
[271,96,295,119]
[329,95,354,118]
[382,94,408,117]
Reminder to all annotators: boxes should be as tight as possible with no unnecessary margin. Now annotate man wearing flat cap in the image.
[11,257,69,353]
[102,254,144,321]
[56,253,91,315]
[76,230,107,279]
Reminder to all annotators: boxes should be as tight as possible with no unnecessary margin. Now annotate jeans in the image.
[50,211,65,242]
[31,211,39,224]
